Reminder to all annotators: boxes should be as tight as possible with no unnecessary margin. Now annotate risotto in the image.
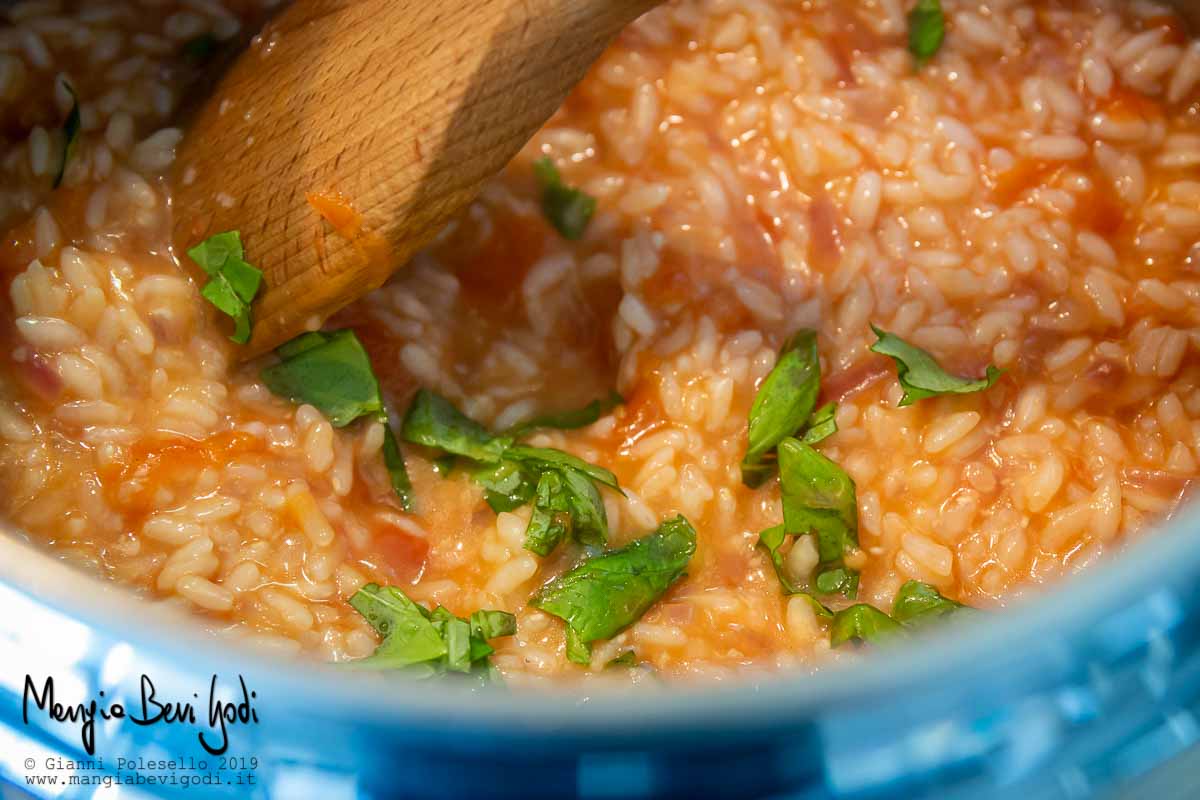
[2,0,1200,685]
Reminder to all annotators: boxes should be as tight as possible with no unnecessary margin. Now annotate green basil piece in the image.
[794,591,835,619]
[892,580,969,626]
[402,391,624,554]
[555,465,609,547]
[742,330,821,487]
[814,567,859,597]
[534,157,596,240]
[401,389,511,463]
[778,438,858,595]
[605,650,639,669]
[347,584,447,669]
[261,329,383,426]
[199,280,250,343]
[757,524,801,595]
[829,584,972,648]
[800,402,838,445]
[565,627,593,665]
[503,445,622,494]
[470,609,518,640]
[869,325,1001,407]
[276,330,333,359]
[530,515,697,665]
[265,329,412,510]
[830,603,906,647]
[53,81,80,189]
[503,391,623,439]
[523,470,571,556]
[498,446,617,547]
[466,638,495,666]
[757,437,861,600]
[381,424,414,512]
[188,231,263,345]
[908,0,945,64]
[431,454,458,476]
[431,608,473,673]
[474,460,537,513]
[188,230,244,275]
[755,525,837,614]
[347,583,515,677]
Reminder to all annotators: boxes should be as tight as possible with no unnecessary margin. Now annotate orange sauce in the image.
[101,430,265,518]
[986,161,1060,208]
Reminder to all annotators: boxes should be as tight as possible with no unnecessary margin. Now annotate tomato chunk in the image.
[374,530,429,584]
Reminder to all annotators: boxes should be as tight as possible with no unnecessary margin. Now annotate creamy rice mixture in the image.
[3,0,1200,684]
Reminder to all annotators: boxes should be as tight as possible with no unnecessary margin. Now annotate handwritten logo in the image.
[22,674,259,756]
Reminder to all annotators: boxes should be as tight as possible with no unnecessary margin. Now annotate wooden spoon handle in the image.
[172,0,657,357]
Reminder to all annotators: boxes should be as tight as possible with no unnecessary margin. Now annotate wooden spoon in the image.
[172,0,658,357]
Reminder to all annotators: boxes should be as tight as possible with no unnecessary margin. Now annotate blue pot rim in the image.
[3,496,1197,736]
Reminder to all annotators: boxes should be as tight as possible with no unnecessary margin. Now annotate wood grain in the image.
[172,0,658,357]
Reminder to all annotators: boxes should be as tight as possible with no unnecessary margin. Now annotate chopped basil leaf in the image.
[504,444,622,494]
[794,591,835,619]
[606,650,639,669]
[401,389,511,463]
[348,584,447,669]
[188,231,263,345]
[744,333,858,601]
[182,34,219,63]
[800,402,838,445]
[869,325,1001,407]
[830,603,906,647]
[199,281,249,343]
[534,157,596,240]
[53,81,80,189]
[265,329,412,509]
[402,391,623,553]
[276,330,333,359]
[467,633,495,665]
[430,607,473,673]
[778,438,858,596]
[261,329,382,426]
[348,583,515,676]
[504,391,623,438]
[500,445,618,547]
[757,438,859,600]
[908,0,945,64]
[530,515,696,665]
[814,567,859,597]
[892,580,969,626]
[554,464,609,547]
[565,627,592,665]
[432,454,458,475]
[755,525,837,615]
[758,525,801,594]
[218,260,262,305]
[603,650,657,677]
[757,525,836,609]
[189,230,244,273]
[523,470,571,556]
[742,330,821,487]
[470,609,518,640]
[829,583,972,648]
[381,424,414,512]
[473,460,536,513]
